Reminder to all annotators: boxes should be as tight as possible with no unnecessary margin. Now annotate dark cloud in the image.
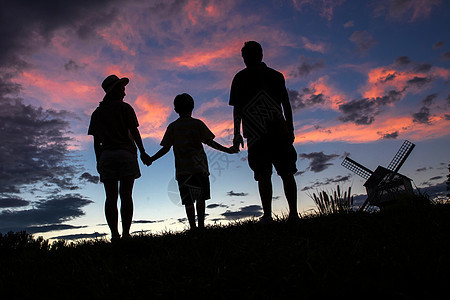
[394,56,411,66]
[26,224,87,234]
[132,219,165,224]
[301,175,352,191]
[429,176,443,181]
[291,57,325,78]
[352,194,367,207]
[288,87,327,111]
[349,31,377,54]
[227,191,249,197]
[0,0,120,72]
[419,181,447,200]
[445,114,450,120]
[64,59,86,72]
[338,89,404,125]
[52,232,107,241]
[416,167,428,172]
[433,41,445,49]
[376,0,442,22]
[407,76,432,88]
[0,96,80,194]
[294,170,307,176]
[0,197,30,208]
[412,93,437,124]
[299,151,340,173]
[378,131,399,139]
[382,73,397,83]
[79,172,99,184]
[206,203,229,209]
[421,93,437,106]
[0,194,93,233]
[220,205,263,220]
[414,63,432,73]
[441,52,450,60]
[412,106,431,124]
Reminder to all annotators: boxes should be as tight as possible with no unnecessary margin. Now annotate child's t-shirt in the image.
[160,117,215,180]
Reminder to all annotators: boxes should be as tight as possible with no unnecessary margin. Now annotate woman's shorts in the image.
[98,149,141,182]
[177,173,211,205]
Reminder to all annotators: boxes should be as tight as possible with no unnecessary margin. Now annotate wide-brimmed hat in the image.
[101,75,129,94]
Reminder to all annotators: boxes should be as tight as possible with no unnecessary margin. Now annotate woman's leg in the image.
[119,176,135,237]
[104,180,120,239]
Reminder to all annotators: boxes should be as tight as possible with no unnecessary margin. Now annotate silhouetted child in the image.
[149,93,238,230]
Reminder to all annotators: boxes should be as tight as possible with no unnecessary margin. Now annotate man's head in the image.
[241,41,263,67]
[174,93,194,115]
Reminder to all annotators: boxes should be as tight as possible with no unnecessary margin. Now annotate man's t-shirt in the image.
[88,100,139,154]
[229,62,289,139]
[160,117,215,180]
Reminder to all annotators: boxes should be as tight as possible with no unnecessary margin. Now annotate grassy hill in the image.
[1,203,449,299]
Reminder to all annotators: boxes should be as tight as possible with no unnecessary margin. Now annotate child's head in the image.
[174,93,194,115]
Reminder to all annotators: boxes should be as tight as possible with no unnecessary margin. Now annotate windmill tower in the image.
[341,140,415,211]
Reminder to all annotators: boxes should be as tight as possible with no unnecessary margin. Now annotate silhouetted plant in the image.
[309,185,354,215]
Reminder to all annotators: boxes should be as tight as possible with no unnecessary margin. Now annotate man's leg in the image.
[119,176,135,237]
[281,174,299,219]
[185,203,196,229]
[196,199,205,229]
[258,175,273,220]
[104,180,120,239]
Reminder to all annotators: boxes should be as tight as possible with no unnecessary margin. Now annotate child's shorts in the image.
[177,173,211,205]
[98,149,141,182]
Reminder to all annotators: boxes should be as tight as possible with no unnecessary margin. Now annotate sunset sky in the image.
[0,0,449,240]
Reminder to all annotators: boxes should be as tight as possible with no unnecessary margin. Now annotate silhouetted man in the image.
[229,41,299,222]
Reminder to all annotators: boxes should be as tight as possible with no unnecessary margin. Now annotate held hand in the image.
[140,152,153,166]
[233,133,244,149]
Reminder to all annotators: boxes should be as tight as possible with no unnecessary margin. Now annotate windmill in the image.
[341,140,415,211]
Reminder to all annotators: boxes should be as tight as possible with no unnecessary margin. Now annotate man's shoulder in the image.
[264,65,284,78]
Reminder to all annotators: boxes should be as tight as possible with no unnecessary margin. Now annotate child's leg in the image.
[196,199,205,228]
[185,203,196,229]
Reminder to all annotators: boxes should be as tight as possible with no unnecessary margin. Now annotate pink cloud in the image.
[295,112,450,144]
[292,0,346,21]
[171,40,242,68]
[15,71,99,108]
[301,37,327,53]
[378,0,442,22]
[361,65,449,99]
[133,94,172,140]
[309,76,346,110]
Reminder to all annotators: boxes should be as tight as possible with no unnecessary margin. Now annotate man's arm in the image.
[232,107,244,149]
[280,80,295,144]
[93,136,102,162]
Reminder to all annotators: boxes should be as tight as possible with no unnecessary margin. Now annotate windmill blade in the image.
[341,157,373,179]
[387,140,415,173]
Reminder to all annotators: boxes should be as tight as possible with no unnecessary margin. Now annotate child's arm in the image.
[205,139,238,154]
[150,145,171,162]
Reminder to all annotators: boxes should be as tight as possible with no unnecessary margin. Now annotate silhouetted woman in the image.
[88,75,151,241]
